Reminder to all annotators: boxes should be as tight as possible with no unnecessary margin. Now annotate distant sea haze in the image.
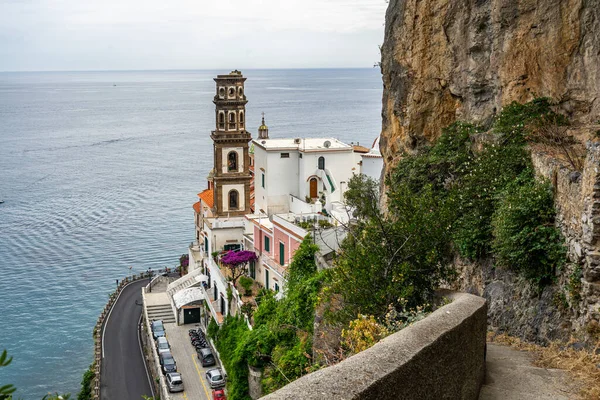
[0,69,383,399]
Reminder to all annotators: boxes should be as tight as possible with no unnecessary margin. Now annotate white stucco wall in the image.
[361,156,383,182]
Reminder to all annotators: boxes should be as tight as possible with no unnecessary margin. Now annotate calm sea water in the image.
[0,69,383,398]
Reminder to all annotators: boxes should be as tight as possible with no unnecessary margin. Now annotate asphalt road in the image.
[101,279,153,400]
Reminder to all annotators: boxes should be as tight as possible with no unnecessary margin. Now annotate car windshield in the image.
[158,342,169,349]
[172,379,182,384]
[153,322,164,329]
[212,374,222,381]
[164,357,175,364]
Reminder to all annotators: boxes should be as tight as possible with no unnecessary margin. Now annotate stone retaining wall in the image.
[263,292,487,400]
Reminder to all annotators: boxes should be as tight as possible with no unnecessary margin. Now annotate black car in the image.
[159,351,177,374]
[197,347,216,367]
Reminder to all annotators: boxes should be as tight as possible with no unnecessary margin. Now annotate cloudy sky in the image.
[0,0,388,71]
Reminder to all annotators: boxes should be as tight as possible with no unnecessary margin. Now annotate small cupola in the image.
[258,112,269,139]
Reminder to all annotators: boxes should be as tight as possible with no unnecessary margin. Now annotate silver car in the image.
[166,372,184,393]
[156,336,170,355]
[205,368,225,389]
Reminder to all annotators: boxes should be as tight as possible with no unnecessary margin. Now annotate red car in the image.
[212,389,226,400]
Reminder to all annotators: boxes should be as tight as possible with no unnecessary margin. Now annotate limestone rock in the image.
[380,0,600,168]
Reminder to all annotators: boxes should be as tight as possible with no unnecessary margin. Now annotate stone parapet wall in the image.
[263,292,487,400]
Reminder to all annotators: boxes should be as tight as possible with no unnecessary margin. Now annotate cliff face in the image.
[380,0,600,166]
[380,0,600,343]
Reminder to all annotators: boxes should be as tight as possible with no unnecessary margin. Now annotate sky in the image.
[0,0,388,72]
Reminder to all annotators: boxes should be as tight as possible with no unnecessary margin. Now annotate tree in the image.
[221,250,258,287]
[0,350,16,400]
[327,174,455,323]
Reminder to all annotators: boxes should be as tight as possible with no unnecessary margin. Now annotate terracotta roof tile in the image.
[193,201,201,213]
[198,189,214,209]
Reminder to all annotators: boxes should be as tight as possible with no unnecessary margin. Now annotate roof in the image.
[253,137,352,152]
[353,145,370,153]
[173,287,206,309]
[198,189,214,209]
[193,201,201,213]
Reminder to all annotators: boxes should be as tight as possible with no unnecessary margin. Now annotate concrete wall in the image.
[263,292,487,400]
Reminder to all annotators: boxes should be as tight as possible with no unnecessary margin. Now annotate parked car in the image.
[206,368,225,389]
[166,372,184,393]
[159,351,177,374]
[151,320,165,340]
[197,347,216,367]
[212,388,226,399]
[156,336,170,354]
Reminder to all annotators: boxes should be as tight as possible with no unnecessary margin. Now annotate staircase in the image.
[146,304,176,324]
[167,268,205,297]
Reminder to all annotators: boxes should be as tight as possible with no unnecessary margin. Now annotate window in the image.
[218,112,225,130]
[218,87,225,98]
[239,111,244,128]
[261,173,265,188]
[274,283,279,293]
[265,269,269,289]
[228,151,238,172]
[238,86,244,97]
[264,236,270,252]
[299,153,303,159]
[279,242,285,265]
[318,156,325,170]
[229,190,239,209]
[204,237,208,253]
[228,87,235,98]
[280,153,290,159]
[228,111,236,130]
[249,260,256,279]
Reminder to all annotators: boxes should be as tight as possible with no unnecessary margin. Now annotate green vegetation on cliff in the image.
[210,237,324,399]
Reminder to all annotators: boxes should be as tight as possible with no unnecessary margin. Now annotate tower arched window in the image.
[218,112,225,130]
[228,112,236,130]
[239,111,244,128]
[229,190,239,210]
[238,87,244,98]
[228,151,238,172]
[318,156,325,170]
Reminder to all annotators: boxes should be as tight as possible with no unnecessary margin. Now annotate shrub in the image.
[77,364,95,400]
[239,276,254,296]
[491,179,566,285]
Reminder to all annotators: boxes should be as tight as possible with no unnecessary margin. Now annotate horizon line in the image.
[0,66,381,74]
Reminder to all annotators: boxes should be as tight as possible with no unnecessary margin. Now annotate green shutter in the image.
[262,173,265,188]
[279,242,285,265]
[265,236,270,252]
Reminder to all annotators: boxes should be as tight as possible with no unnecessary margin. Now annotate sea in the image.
[0,68,383,399]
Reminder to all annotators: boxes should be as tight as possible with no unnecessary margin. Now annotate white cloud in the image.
[0,0,387,70]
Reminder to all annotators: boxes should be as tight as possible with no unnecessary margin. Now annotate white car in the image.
[156,336,170,354]
[206,368,226,389]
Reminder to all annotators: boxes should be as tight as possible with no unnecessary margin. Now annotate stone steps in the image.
[147,304,176,323]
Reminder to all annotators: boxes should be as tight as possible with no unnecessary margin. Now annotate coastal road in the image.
[101,279,153,400]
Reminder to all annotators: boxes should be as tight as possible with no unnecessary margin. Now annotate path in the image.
[479,343,580,400]
[101,279,153,400]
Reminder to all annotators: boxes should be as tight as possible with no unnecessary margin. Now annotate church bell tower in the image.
[211,70,252,217]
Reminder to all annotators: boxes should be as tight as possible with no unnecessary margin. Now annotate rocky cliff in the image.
[380,0,600,344]
[380,0,600,166]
